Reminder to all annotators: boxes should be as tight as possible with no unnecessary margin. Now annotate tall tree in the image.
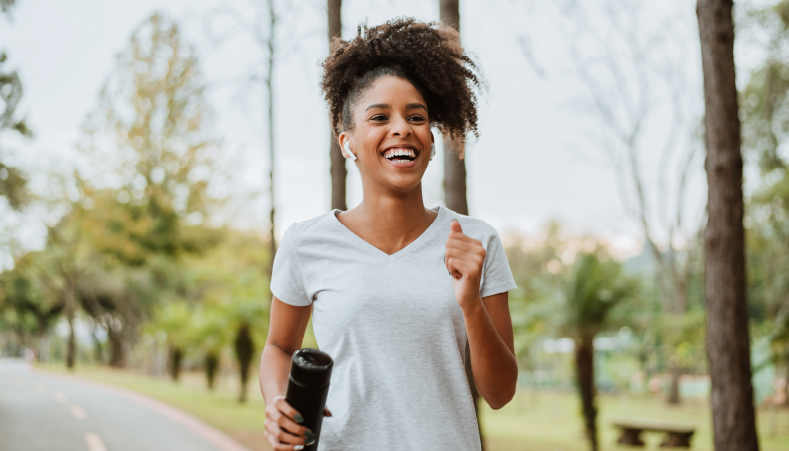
[328,0,346,211]
[697,0,760,450]
[76,13,224,366]
[439,0,483,448]
[82,13,222,258]
[265,0,277,279]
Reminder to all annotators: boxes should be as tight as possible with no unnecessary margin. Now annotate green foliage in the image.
[742,0,789,172]
[79,12,225,261]
[742,0,789,379]
[558,252,639,340]
[0,253,62,339]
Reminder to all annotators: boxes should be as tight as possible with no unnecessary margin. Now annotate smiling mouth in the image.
[382,147,418,163]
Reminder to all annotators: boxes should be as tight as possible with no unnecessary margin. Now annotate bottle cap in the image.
[290,348,333,388]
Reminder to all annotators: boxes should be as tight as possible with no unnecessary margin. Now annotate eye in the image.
[370,114,387,121]
[409,115,426,122]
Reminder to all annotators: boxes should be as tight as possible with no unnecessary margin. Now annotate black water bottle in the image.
[285,348,333,448]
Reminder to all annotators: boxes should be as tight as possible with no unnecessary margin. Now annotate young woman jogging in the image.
[259,17,518,450]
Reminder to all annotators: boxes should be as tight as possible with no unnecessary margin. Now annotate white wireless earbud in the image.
[430,143,436,161]
[343,141,357,161]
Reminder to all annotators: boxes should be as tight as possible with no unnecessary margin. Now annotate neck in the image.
[355,182,432,231]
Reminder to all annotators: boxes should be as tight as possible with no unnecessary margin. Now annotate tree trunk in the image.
[169,346,183,382]
[667,361,681,405]
[441,0,481,448]
[108,326,125,368]
[205,352,219,390]
[697,1,760,450]
[235,323,255,403]
[783,362,789,407]
[328,0,346,211]
[575,337,598,451]
[266,0,277,281]
[65,288,76,370]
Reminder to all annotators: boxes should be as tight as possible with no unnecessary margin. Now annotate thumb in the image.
[450,219,463,234]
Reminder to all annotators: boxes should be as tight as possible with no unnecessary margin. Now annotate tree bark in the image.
[667,361,681,405]
[169,346,183,382]
[439,1,468,217]
[575,337,598,451]
[65,286,76,370]
[205,352,219,390]
[108,325,125,368]
[328,0,346,211]
[697,1,760,450]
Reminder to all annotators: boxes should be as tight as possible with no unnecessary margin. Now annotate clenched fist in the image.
[444,219,486,312]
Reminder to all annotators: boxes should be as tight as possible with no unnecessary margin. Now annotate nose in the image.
[389,114,411,137]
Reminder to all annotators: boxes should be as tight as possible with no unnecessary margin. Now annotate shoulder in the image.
[280,210,339,250]
[440,207,499,245]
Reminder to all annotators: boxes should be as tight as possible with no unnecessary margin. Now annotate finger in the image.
[445,257,463,279]
[265,430,304,451]
[274,397,306,425]
[270,408,310,437]
[445,240,484,255]
[450,219,463,234]
[324,407,332,417]
[445,248,483,267]
[268,422,306,446]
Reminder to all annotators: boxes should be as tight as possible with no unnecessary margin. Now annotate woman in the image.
[259,18,518,450]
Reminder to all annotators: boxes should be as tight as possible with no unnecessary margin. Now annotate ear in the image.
[338,132,351,158]
[430,132,435,145]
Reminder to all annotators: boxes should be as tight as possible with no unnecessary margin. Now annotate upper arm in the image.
[482,291,515,356]
[266,295,312,354]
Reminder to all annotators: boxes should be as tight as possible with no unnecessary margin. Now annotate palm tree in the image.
[559,252,638,451]
[191,305,229,390]
[149,300,192,382]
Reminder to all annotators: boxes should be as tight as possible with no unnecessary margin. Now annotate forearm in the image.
[259,341,294,407]
[463,298,518,409]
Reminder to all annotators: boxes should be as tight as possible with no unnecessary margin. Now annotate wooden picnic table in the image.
[613,419,695,448]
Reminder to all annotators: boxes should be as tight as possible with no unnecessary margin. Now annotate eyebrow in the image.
[364,102,427,111]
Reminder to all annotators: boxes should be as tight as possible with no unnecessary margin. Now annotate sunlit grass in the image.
[37,363,789,451]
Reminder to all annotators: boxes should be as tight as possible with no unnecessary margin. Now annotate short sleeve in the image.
[479,224,517,298]
[270,226,312,306]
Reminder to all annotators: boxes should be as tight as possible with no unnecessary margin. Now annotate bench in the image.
[613,420,695,448]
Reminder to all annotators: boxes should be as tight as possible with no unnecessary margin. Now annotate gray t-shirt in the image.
[270,206,517,450]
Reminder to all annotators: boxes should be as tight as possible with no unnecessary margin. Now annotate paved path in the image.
[0,359,250,451]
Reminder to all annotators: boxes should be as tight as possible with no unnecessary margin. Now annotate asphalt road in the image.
[0,359,249,451]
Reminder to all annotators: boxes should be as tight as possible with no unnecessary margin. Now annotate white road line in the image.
[54,391,67,403]
[84,432,107,451]
[70,405,86,419]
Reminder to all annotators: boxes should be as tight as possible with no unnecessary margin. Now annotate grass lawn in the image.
[38,364,789,451]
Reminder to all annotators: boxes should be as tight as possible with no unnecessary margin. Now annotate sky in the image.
[0,0,765,262]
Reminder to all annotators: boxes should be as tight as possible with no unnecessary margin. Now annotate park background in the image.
[0,0,788,450]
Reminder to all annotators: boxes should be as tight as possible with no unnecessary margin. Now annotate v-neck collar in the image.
[330,206,445,264]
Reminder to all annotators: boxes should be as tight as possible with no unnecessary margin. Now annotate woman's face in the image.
[340,75,434,194]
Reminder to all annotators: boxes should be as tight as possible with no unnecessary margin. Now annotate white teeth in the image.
[384,148,416,159]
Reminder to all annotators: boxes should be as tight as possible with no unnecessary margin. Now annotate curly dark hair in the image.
[320,17,484,157]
